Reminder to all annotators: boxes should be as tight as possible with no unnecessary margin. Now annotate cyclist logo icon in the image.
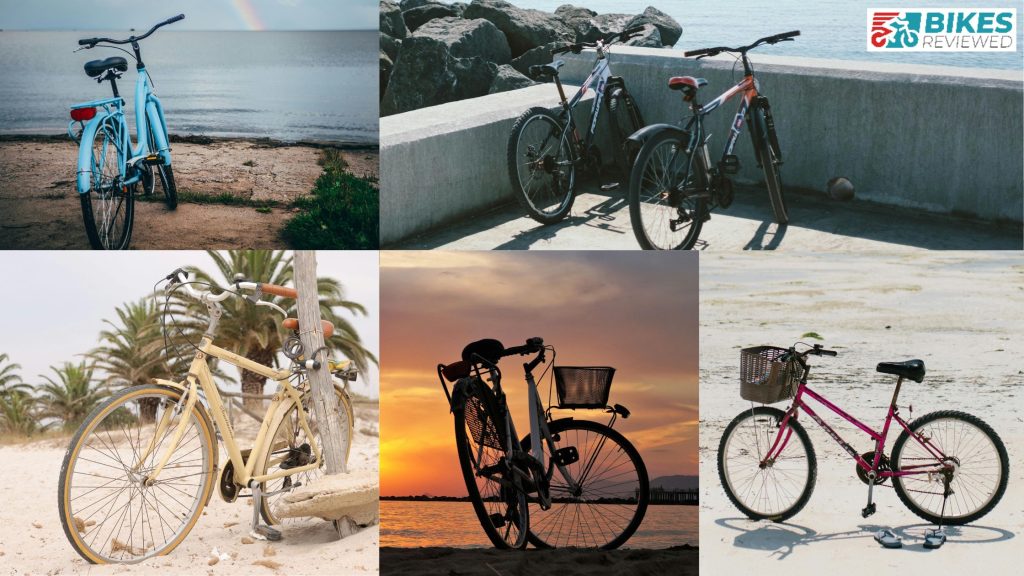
[887,12,921,48]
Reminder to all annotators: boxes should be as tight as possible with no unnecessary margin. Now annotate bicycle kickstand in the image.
[249,483,283,542]
[861,473,877,518]
[924,477,951,549]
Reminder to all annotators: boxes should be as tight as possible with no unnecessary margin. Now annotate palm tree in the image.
[0,391,43,436]
[183,250,376,408]
[0,353,30,397]
[86,298,191,422]
[38,362,108,431]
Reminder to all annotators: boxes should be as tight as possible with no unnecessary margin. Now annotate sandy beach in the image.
[698,252,1023,574]
[0,403,380,575]
[379,546,697,575]
[0,136,378,249]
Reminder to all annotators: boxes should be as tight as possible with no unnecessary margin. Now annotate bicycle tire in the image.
[148,129,177,210]
[256,384,354,527]
[80,117,134,250]
[604,82,645,176]
[628,129,706,250]
[521,418,649,549]
[718,406,817,522]
[507,106,576,224]
[752,104,788,224]
[453,379,528,549]
[58,384,217,564]
[891,410,1009,525]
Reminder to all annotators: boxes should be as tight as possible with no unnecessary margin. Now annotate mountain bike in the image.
[437,337,649,549]
[627,30,799,250]
[68,14,184,250]
[58,270,357,563]
[507,26,647,224]
[718,343,1008,541]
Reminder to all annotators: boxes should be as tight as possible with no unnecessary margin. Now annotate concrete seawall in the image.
[381,47,1023,245]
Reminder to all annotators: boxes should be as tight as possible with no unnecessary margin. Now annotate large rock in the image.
[399,0,432,10]
[380,1,407,39]
[489,64,538,94]
[380,51,394,99]
[380,32,401,62]
[583,13,634,42]
[623,23,662,48]
[403,3,459,33]
[415,17,511,64]
[627,6,682,46]
[463,0,574,58]
[510,41,560,77]
[382,35,499,115]
[554,5,597,41]
[450,2,469,17]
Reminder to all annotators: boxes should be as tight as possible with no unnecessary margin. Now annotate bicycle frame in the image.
[560,55,612,157]
[764,377,952,480]
[682,74,761,179]
[74,66,172,194]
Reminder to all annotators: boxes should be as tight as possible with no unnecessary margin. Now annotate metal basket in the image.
[554,366,615,409]
[739,346,804,404]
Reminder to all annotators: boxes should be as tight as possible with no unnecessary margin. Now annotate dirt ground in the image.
[0,138,378,249]
[698,252,1023,574]
[0,403,380,575]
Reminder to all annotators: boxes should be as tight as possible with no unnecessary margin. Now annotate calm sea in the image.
[518,0,1024,70]
[0,30,377,144]
[381,500,698,548]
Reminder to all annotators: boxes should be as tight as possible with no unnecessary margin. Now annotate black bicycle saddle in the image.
[84,57,128,78]
[462,339,505,365]
[875,359,925,383]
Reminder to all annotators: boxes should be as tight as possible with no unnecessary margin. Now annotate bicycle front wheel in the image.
[453,379,528,549]
[718,406,817,522]
[255,383,354,527]
[80,116,134,250]
[507,106,576,224]
[148,129,177,210]
[522,418,649,549]
[628,129,706,250]
[752,105,788,224]
[58,384,217,564]
[891,410,1009,525]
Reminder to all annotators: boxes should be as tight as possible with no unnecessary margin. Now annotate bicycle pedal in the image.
[720,155,740,175]
[250,525,283,542]
[142,154,163,166]
[600,182,620,192]
[861,503,877,518]
[488,512,506,529]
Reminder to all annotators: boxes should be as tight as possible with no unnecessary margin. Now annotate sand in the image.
[0,404,380,575]
[379,546,698,575]
[698,252,1024,574]
[0,137,378,249]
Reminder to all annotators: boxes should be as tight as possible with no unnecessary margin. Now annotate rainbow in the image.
[231,0,265,31]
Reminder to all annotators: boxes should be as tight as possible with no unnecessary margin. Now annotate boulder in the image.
[489,64,539,94]
[403,3,459,33]
[382,35,499,115]
[583,13,633,42]
[380,32,401,62]
[399,0,432,10]
[463,0,575,58]
[554,5,597,41]
[415,17,511,64]
[509,41,560,77]
[627,6,682,47]
[450,2,469,17]
[380,1,407,39]
[380,51,394,99]
[623,23,662,48]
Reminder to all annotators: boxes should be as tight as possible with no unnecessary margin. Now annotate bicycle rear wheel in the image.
[522,418,649,549]
[256,383,354,527]
[80,116,134,250]
[507,106,576,224]
[58,384,217,563]
[752,105,788,224]
[453,379,528,549]
[628,129,706,250]
[891,410,1009,525]
[718,406,816,522]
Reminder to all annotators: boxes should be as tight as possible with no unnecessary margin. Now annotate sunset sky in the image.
[380,251,698,497]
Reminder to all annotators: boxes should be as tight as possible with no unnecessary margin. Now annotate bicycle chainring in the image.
[856,451,891,485]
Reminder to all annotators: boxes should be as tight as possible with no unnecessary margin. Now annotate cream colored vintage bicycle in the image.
[58,269,356,564]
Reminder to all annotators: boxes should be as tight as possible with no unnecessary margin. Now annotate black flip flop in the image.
[924,529,946,549]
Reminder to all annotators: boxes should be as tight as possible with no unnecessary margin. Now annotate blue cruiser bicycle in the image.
[69,14,183,250]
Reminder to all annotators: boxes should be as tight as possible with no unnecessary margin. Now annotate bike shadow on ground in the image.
[493,183,630,250]
[714,517,1015,559]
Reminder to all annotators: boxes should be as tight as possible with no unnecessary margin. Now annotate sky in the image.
[0,0,377,31]
[0,250,380,399]
[379,251,699,497]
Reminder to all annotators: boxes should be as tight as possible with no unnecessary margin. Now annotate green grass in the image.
[801,332,824,340]
[138,190,279,210]
[282,150,379,249]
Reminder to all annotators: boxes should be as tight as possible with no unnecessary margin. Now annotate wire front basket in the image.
[739,346,804,404]
[554,366,615,409]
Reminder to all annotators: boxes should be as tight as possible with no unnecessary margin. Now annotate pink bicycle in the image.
[718,343,1009,533]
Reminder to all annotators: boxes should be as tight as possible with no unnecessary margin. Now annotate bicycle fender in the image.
[626,123,688,147]
[75,112,114,194]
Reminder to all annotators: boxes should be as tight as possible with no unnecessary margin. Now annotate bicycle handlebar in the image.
[164,270,296,303]
[684,30,799,58]
[552,25,645,56]
[78,14,184,47]
[794,343,838,358]
[501,337,545,358]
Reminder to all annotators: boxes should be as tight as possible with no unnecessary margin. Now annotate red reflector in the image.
[70,107,96,122]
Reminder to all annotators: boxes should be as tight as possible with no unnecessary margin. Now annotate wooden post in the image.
[294,250,347,475]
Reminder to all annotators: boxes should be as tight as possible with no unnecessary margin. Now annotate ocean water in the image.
[0,30,378,143]
[380,500,698,548]
[517,0,1024,70]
